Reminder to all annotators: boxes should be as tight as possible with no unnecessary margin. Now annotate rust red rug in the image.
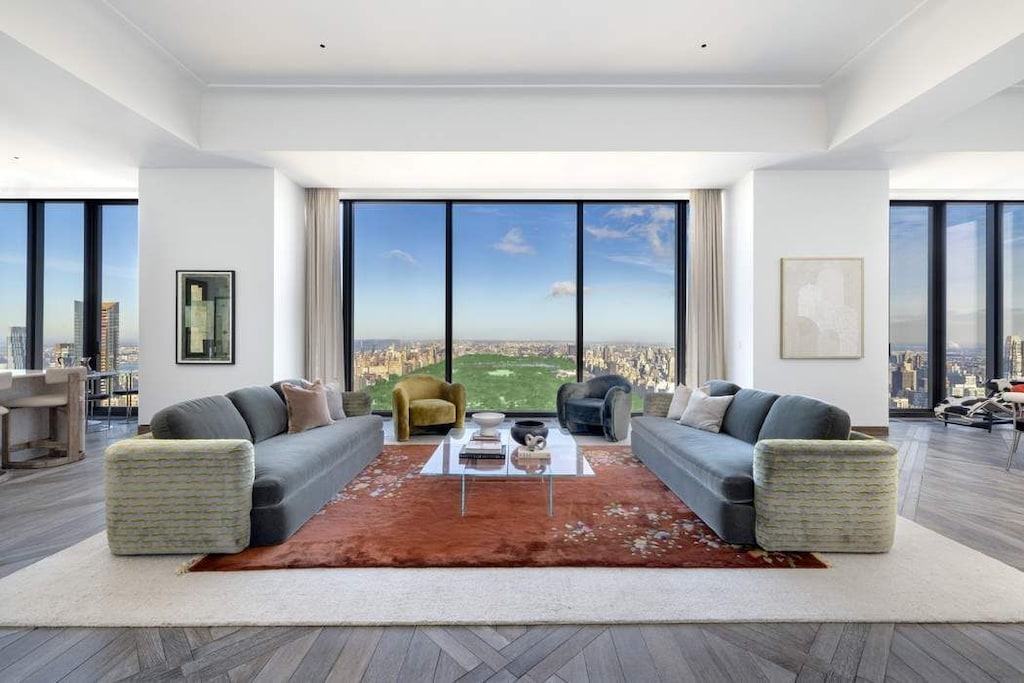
[191,445,826,571]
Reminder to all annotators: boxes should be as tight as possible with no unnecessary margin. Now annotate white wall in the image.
[138,168,305,422]
[725,170,890,427]
[273,171,306,379]
[723,172,755,386]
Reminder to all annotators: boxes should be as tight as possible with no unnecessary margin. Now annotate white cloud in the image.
[584,225,630,240]
[382,249,417,264]
[549,281,592,297]
[492,228,534,255]
[607,254,674,276]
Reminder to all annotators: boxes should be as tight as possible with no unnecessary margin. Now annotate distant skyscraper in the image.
[100,301,120,373]
[1007,335,1024,378]
[74,300,84,363]
[7,327,26,369]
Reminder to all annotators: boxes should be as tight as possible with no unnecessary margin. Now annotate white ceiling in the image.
[105,0,921,86]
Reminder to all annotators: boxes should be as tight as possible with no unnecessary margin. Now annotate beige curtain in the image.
[685,189,726,386]
[304,188,344,386]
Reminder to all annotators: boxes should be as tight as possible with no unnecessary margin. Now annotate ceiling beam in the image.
[825,0,1024,150]
[0,0,202,146]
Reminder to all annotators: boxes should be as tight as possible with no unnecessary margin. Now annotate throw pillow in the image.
[281,380,334,433]
[300,378,346,420]
[665,384,694,420]
[678,388,734,433]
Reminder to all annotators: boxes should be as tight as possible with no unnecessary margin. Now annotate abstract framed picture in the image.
[176,270,235,364]
[780,257,863,359]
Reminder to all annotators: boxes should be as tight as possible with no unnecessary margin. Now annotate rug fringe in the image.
[176,555,206,575]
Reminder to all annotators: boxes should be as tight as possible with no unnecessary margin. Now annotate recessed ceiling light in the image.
[319,43,327,49]
[699,42,708,49]
[11,156,19,161]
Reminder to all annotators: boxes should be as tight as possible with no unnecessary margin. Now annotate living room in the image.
[2,1,1024,680]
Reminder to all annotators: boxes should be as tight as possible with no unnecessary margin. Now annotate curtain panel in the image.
[304,189,345,386]
[685,189,726,386]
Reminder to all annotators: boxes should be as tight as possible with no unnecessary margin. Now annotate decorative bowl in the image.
[472,412,505,436]
[510,419,549,445]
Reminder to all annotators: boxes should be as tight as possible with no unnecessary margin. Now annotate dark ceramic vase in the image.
[510,419,549,445]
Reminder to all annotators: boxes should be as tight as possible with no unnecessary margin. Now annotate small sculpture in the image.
[524,434,547,452]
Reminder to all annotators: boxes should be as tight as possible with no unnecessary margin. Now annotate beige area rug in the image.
[1,518,1023,626]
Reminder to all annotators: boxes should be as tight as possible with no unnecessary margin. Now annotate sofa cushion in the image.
[252,415,382,507]
[151,395,251,441]
[705,379,742,397]
[631,416,755,503]
[270,379,305,403]
[226,385,288,443]
[410,398,456,426]
[758,395,851,441]
[721,388,780,444]
[665,385,694,421]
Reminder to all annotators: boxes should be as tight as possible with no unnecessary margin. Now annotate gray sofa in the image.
[631,380,898,552]
[107,380,383,553]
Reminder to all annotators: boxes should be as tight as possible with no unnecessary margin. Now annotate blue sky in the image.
[890,203,1024,348]
[352,202,677,343]
[0,202,139,348]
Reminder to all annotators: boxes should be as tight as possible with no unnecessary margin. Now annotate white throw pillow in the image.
[665,384,694,420]
[678,388,734,433]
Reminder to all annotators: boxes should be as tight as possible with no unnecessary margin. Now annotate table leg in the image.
[548,475,553,516]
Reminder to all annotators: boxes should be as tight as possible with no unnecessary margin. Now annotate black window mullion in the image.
[83,202,102,369]
[676,200,687,385]
[988,202,1003,378]
[444,202,453,384]
[931,203,946,408]
[26,201,44,369]
[575,202,584,383]
[342,201,354,391]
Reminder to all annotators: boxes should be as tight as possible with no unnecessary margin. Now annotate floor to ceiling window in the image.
[889,200,1020,415]
[452,203,577,412]
[583,203,678,412]
[345,200,686,414]
[889,205,932,409]
[350,202,447,411]
[0,201,139,398]
[0,203,28,370]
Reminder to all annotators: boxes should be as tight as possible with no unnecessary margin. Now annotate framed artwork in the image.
[780,257,863,359]
[176,270,235,364]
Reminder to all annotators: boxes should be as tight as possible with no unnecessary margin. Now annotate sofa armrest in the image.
[643,392,674,418]
[753,438,898,553]
[104,438,255,555]
[445,382,467,428]
[392,385,411,441]
[602,386,632,441]
[341,391,372,417]
[556,382,588,428]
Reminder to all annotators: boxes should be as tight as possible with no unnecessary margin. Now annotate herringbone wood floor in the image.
[1,419,1023,682]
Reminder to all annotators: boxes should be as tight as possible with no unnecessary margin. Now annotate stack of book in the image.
[461,436,505,459]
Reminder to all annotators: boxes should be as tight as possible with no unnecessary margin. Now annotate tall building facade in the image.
[1007,335,1024,379]
[6,327,26,369]
[100,301,120,372]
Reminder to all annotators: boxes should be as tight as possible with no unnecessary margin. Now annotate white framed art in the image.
[780,257,863,359]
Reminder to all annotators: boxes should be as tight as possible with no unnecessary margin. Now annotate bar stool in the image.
[0,372,12,483]
[1,367,86,469]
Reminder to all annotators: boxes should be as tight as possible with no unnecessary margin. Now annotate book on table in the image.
[461,439,506,458]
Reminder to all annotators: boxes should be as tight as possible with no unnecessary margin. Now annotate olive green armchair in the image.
[392,375,466,442]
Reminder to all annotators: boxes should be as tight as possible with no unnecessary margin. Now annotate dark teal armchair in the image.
[556,374,632,441]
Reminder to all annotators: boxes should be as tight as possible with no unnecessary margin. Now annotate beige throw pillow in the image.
[665,384,694,420]
[282,380,334,433]
[300,378,346,420]
[678,388,734,433]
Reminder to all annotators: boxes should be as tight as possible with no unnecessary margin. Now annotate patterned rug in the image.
[191,445,826,571]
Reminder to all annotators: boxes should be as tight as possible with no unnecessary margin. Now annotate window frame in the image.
[343,198,688,416]
[889,200,1007,417]
[0,198,138,371]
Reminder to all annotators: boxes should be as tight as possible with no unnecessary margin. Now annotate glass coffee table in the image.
[420,426,594,516]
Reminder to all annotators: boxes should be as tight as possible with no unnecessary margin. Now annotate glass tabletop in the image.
[420,426,594,478]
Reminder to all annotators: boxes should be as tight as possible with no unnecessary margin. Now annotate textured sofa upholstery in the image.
[631,381,897,552]
[105,382,383,553]
[557,374,632,441]
[392,374,466,442]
